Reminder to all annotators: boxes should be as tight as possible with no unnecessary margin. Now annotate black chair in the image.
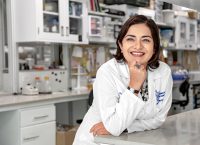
[172,79,190,109]
[76,89,93,124]
[192,84,200,109]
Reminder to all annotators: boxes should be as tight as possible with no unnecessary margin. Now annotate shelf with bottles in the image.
[18,44,67,71]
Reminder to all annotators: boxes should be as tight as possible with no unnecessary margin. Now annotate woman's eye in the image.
[127,38,135,41]
[142,39,151,43]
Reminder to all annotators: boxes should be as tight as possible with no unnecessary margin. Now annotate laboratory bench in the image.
[94,108,200,145]
[0,90,89,112]
[0,90,89,145]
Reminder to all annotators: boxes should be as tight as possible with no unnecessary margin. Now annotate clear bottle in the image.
[51,19,58,33]
[42,76,52,94]
[34,76,41,93]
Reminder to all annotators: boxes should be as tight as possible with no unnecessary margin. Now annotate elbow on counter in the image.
[109,129,123,137]
[152,118,166,130]
[104,121,125,136]
[111,130,123,136]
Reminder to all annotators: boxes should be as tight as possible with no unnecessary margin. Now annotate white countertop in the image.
[0,90,89,112]
[95,109,200,145]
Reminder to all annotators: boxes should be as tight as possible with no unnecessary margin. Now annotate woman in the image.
[73,15,173,145]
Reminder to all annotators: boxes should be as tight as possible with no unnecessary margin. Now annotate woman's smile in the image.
[129,50,145,57]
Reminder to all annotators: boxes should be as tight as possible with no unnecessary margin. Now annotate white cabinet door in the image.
[36,0,65,40]
[175,16,188,49]
[14,0,88,43]
[88,15,103,37]
[68,0,88,43]
[14,0,64,42]
[188,19,197,50]
[175,16,197,50]
[21,121,55,145]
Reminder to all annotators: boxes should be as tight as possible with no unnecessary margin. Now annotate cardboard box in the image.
[56,125,79,145]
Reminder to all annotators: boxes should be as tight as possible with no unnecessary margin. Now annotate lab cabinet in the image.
[88,12,123,43]
[175,16,197,50]
[14,0,88,44]
[20,105,56,145]
[88,15,103,37]
[0,105,56,145]
[21,122,55,145]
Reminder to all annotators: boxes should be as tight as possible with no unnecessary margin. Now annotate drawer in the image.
[20,105,55,127]
[21,121,55,145]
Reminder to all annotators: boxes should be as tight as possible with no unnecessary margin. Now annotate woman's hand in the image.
[90,122,111,136]
[128,61,147,90]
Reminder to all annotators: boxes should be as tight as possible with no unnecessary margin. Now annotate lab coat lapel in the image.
[117,61,129,80]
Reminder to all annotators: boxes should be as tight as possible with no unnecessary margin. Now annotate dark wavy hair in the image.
[114,15,160,69]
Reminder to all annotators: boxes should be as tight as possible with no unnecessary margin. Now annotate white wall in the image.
[162,0,200,11]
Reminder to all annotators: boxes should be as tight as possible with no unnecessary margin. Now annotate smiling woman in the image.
[73,15,173,145]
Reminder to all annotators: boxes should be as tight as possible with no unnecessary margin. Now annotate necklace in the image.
[140,79,149,101]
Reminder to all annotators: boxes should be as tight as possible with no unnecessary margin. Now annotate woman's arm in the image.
[127,70,173,132]
[93,67,145,136]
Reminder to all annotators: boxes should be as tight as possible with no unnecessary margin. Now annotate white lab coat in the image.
[73,58,173,145]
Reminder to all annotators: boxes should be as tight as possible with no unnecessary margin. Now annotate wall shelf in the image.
[88,11,123,19]
[156,21,175,28]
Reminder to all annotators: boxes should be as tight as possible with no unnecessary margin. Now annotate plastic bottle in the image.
[42,76,52,94]
[51,19,58,32]
[34,76,41,93]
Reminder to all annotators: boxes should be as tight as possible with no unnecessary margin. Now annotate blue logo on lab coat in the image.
[155,90,165,104]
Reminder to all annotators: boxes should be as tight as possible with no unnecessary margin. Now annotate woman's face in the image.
[119,23,154,66]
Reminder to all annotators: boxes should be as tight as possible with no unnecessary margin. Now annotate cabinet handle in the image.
[38,27,40,34]
[34,115,48,120]
[66,27,69,36]
[23,135,39,141]
[61,26,64,36]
